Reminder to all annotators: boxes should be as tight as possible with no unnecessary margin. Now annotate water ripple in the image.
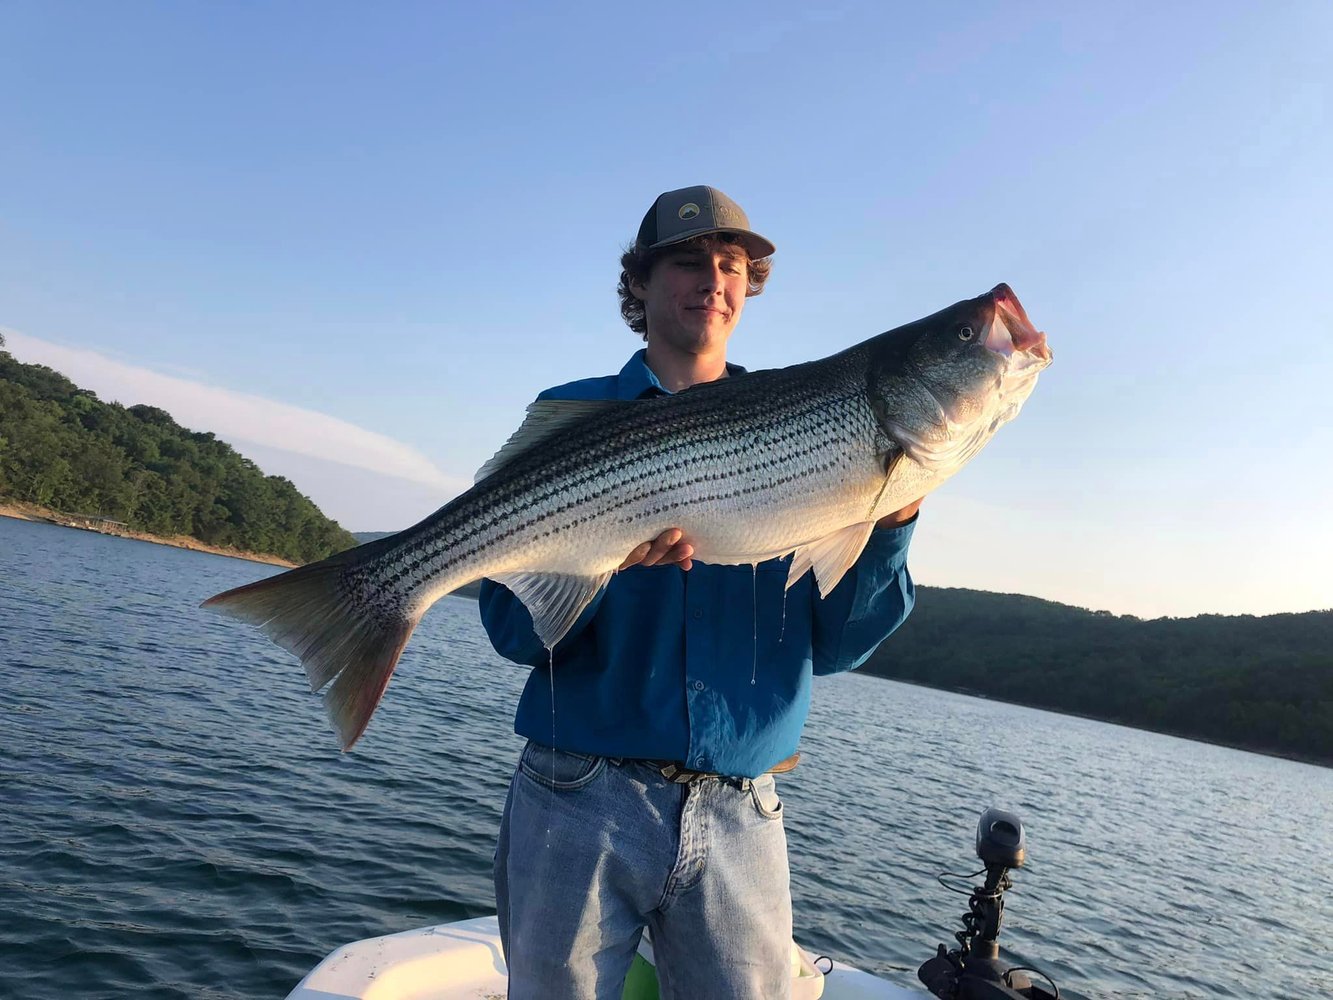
[1,517,1330,999]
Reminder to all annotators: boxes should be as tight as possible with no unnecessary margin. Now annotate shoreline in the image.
[870,673,1332,770]
[0,500,298,568]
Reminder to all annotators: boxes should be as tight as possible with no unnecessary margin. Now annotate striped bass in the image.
[204,283,1052,749]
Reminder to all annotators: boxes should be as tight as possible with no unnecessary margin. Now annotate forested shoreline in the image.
[861,587,1333,767]
[0,337,356,564]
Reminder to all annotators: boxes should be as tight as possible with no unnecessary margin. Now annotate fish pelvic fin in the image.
[787,521,876,599]
[201,554,419,751]
[492,570,614,649]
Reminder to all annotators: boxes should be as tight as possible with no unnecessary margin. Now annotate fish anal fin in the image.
[493,571,613,649]
[475,399,627,483]
[786,521,876,599]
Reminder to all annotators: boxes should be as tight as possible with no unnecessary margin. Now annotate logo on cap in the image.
[678,203,700,221]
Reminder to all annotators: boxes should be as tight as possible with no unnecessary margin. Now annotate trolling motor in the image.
[918,808,1060,999]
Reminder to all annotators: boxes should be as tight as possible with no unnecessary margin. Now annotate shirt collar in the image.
[616,348,748,400]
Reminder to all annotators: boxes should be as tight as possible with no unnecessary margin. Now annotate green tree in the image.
[0,349,357,559]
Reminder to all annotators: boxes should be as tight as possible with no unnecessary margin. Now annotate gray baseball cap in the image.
[635,185,776,260]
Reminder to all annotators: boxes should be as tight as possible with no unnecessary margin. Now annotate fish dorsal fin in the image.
[492,571,614,649]
[786,521,876,598]
[475,399,625,483]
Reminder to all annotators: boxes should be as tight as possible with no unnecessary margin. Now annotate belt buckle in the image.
[657,762,703,784]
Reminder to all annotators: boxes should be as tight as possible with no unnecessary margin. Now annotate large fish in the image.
[204,283,1051,749]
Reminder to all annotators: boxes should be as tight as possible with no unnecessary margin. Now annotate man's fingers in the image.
[620,529,689,571]
[639,529,683,568]
[662,541,694,569]
[876,497,923,529]
[619,540,653,571]
[669,544,694,572]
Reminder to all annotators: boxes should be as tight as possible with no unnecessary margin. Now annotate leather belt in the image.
[643,752,801,784]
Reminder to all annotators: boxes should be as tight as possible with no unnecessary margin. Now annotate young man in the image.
[480,185,921,1000]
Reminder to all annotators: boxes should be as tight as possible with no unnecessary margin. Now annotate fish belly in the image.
[450,398,889,583]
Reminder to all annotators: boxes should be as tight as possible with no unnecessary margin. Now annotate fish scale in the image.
[379,363,872,593]
[204,283,1052,749]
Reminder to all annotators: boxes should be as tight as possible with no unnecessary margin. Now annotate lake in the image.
[1,516,1329,998]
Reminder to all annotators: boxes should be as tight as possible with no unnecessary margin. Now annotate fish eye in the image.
[957,325,975,341]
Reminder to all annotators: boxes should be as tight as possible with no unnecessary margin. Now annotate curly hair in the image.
[617,233,773,339]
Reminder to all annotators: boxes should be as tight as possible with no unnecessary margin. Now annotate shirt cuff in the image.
[867,514,916,567]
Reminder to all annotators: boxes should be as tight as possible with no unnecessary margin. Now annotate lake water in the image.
[1,515,1329,999]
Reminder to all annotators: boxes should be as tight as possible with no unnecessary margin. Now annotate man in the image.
[480,185,921,1000]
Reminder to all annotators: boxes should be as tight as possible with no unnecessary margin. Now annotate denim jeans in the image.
[494,741,793,1000]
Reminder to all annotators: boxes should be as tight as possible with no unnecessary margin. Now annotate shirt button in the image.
[693,680,705,691]
[694,756,707,768]
[692,609,704,619]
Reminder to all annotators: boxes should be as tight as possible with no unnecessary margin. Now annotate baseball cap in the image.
[635,185,776,260]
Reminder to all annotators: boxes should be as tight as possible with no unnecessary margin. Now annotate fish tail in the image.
[202,548,419,750]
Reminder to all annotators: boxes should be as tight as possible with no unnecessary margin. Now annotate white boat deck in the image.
[286,915,922,1000]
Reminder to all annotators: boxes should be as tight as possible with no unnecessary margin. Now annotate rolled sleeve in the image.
[811,518,917,676]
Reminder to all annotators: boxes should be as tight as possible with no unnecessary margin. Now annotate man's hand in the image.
[876,498,923,529]
[620,528,694,572]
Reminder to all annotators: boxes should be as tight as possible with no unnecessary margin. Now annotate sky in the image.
[2,2,1330,619]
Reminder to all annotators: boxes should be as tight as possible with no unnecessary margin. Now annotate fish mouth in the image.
[985,284,1052,365]
[897,283,1052,472]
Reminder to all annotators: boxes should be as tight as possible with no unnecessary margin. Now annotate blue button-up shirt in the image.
[479,350,916,778]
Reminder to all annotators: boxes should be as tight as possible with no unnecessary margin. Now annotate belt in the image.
[641,752,801,784]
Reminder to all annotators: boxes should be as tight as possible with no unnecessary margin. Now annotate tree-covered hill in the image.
[0,337,357,563]
[862,587,1333,766]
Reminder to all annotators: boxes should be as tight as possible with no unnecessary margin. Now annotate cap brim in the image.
[647,226,775,260]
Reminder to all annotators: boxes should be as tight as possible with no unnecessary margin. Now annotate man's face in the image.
[632,245,750,357]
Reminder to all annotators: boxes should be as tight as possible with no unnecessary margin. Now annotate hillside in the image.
[862,587,1333,766]
[0,338,357,564]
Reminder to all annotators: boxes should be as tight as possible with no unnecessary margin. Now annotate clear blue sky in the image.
[3,2,1330,618]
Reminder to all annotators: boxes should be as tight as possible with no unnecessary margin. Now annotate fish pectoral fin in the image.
[492,570,614,650]
[475,399,629,483]
[787,521,877,599]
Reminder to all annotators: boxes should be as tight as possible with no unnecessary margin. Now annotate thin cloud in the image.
[2,327,464,493]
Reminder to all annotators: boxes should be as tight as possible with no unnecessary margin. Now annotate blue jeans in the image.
[494,741,793,1000]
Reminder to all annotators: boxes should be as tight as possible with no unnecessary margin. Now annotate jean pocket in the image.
[749,773,783,820]
[518,741,606,791]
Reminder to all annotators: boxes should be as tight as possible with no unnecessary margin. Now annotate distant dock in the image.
[52,512,130,536]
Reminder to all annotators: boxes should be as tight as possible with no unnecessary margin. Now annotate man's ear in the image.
[629,276,647,302]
